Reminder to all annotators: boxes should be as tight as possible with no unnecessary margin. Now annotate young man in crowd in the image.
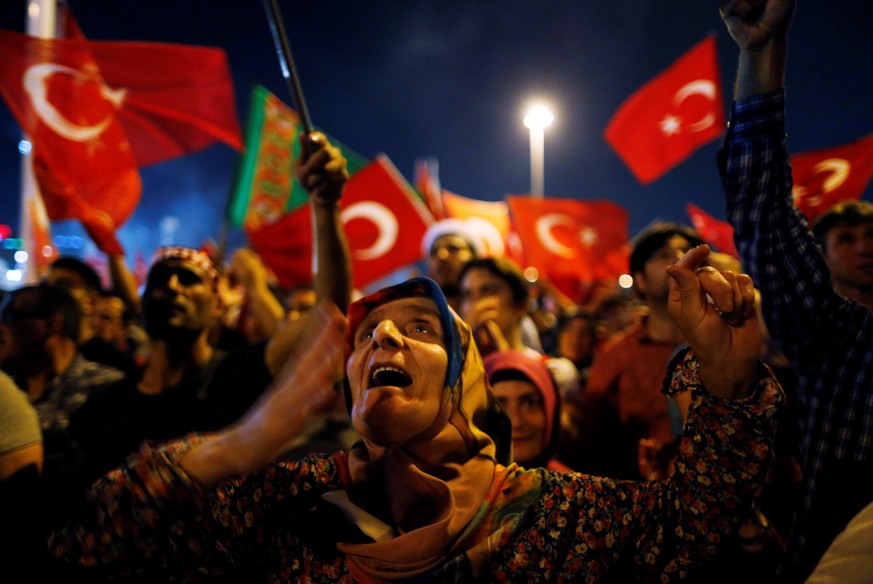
[811,200,873,311]
[568,223,703,479]
[61,131,354,515]
[719,0,873,579]
[458,256,581,397]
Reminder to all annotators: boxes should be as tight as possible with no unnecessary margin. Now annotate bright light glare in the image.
[6,269,22,282]
[523,266,539,282]
[18,140,32,155]
[14,250,28,263]
[524,105,554,130]
[618,274,634,289]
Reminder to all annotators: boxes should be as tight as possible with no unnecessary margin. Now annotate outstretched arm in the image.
[299,132,352,314]
[719,0,794,99]
[666,244,761,399]
[181,301,345,488]
[264,132,352,375]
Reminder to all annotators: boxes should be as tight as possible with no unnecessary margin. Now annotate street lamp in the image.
[523,105,554,198]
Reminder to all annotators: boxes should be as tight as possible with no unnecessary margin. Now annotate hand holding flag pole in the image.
[262,0,314,139]
[221,0,318,260]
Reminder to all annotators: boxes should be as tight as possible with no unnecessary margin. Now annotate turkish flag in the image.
[0,29,141,254]
[685,203,738,258]
[0,28,242,253]
[248,155,435,291]
[791,134,873,222]
[507,196,629,302]
[84,41,242,167]
[604,35,725,185]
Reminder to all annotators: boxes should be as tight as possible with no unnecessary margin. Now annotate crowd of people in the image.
[1,1,872,581]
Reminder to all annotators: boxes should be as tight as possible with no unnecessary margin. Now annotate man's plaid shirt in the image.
[719,89,873,579]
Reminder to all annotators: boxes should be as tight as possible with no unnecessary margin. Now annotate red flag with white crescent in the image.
[604,35,724,185]
[791,134,873,222]
[0,29,141,254]
[507,196,629,302]
[0,27,242,253]
[248,155,435,291]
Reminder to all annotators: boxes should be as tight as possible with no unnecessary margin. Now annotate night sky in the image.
[1,0,871,278]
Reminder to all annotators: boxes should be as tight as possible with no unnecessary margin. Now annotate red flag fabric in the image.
[248,155,435,291]
[54,8,243,165]
[791,134,873,222]
[507,196,629,302]
[0,29,141,254]
[0,28,242,253]
[685,202,738,258]
[80,39,243,167]
[604,35,724,185]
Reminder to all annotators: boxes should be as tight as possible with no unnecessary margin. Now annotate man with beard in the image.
[64,132,353,496]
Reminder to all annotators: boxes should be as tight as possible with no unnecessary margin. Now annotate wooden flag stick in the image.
[262,0,313,136]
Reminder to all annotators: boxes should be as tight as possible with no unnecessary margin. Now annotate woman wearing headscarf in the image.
[49,246,785,582]
[484,349,571,472]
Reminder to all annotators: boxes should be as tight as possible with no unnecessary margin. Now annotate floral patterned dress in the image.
[50,349,784,583]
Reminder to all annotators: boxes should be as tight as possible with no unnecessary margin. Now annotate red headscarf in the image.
[483,349,560,452]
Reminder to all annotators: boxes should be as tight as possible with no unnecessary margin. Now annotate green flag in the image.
[228,84,369,231]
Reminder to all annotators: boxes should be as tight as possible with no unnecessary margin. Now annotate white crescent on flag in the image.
[792,158,851,204]
[672,79,717,133]
[814,158,851,192]
[535,213,577,259]
[23,63,127,142]
[341,201,399,261]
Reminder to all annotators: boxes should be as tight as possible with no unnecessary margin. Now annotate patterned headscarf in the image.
[336,277,513,581]
[149,246,219,284]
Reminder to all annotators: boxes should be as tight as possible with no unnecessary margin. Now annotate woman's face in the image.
[490,378,547,464]
[347,297,449,446]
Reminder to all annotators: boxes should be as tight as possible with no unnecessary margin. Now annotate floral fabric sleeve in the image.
[484,348,784,582]
[48,435,342,580]
[621,347,784,579]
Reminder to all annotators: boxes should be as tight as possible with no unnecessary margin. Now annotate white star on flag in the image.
[659,114,681,136]
[579,227,598,247]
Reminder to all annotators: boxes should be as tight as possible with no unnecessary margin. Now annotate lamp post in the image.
[523,105,553,198]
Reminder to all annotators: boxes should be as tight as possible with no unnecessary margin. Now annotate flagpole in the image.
[262,0,313,137]
[19,0,58,285]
